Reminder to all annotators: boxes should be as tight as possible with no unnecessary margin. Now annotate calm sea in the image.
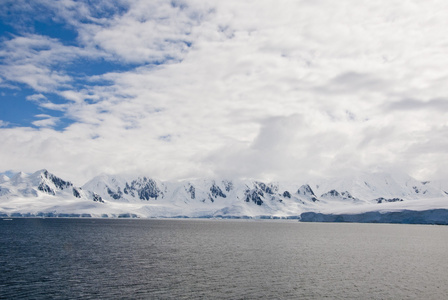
[1,218,448,299]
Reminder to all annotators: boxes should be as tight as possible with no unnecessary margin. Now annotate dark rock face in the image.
[223,180,233,192]
[208,195,215,203]
[255,182,276,195]
[210,183,226,198]
[73,187,81,198]
[123,177,161,200]
[243,182,280,206]
[43,170,72,190]
[321,189,340,197]
[38,183,55,195]
[320,190,357,201]
[107,187,123,200]
[412,186,428,194]
[297,185,318,202]
[138,180,160,200]
[123,182,133,196]
[376,197,403,204]
[283,191,291,198]
[92,193,104,203]
[245,189,264,206]
[188,185,195,199]
[37,170,73,195]
[297,184,315,196]
[340,191,356,200]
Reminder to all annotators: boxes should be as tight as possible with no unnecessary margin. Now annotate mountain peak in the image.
[0,174,10,184]
[11,171,28,184]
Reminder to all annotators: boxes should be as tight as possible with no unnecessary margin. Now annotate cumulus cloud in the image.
[1,0,448,184]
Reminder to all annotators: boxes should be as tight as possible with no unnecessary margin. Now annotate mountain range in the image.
[1,169,448,223]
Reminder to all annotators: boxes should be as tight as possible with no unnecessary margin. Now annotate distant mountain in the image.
[1,169,448,222]
[309,171,446,201]
[1,169,78,199]
[0,170,105,217]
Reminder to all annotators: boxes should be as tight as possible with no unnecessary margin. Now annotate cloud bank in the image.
[1,0,448,184]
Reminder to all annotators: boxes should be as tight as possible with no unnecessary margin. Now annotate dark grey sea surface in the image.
[1,218,448,299]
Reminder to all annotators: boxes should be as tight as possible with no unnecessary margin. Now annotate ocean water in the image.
[1,218,448,299]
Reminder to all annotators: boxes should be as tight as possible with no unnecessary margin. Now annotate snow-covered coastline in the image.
[1,169,448,224]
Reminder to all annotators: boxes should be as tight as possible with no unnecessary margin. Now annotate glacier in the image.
[1,169,448,224]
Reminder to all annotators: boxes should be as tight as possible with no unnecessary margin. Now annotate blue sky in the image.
[1,0,448,184]
[0,1,133,130]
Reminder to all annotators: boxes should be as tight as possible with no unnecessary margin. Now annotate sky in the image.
[1,0,448,185]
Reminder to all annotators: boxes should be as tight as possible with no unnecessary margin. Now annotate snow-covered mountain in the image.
[309,171,446,202]
[1,169,448,222]
[0,170,105,217]
[1,169,83,199]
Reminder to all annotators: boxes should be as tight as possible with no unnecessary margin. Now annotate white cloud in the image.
[32,114,60,128]
[0,34,95,92]
[1,0,448,184]
[26,94,47,102]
